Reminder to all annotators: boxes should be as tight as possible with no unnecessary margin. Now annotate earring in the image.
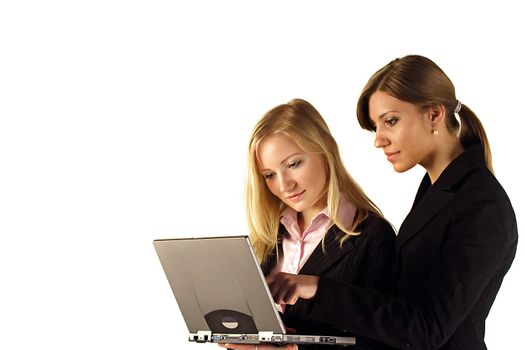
[432,128,439,135]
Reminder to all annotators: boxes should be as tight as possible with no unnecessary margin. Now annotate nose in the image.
[374,129,389,148]
[278,173,295,193]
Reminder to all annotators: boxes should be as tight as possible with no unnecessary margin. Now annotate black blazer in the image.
[261,213,396,350]
[306,144,518,350]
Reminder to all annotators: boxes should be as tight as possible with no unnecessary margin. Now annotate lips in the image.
[287,190,305,202]
[385,151,399,162]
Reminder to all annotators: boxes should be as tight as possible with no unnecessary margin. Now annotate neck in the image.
[297,213,307,233]
[297,192,328,232]
[298,211,316,233]
[298,207,323,233]
[424,135,464,184]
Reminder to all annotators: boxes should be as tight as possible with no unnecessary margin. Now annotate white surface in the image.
[0,1,523,349]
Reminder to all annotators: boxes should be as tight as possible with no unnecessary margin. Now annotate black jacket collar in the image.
[397,143,487,252]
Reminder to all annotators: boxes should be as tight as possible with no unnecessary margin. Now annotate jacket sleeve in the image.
[298,219,396,350]
[306,192,518,350]
[353,219,396,294]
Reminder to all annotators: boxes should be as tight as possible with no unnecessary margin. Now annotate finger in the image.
[267,281,282,302]
[266,271,287,287]
[267,277,280,298]
[245,344,261,350]
[268,277,289,303]
[219,344,254,350]
[273,281,292,304]
[283,286,299,304]
[285,326,297,334]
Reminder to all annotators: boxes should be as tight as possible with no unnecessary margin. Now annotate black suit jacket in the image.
[307,144,518,350]
[262,213,396,350]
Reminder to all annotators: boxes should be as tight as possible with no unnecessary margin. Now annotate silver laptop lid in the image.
[153,236,286,336]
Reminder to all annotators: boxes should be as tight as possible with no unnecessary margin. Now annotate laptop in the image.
[153,235,356,346]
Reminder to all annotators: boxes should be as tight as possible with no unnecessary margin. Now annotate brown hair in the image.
[356,55,493,172]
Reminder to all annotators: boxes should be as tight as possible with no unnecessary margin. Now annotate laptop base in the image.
[189,332,356,345]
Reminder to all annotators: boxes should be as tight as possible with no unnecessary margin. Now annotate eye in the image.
[385,117,398,127]
[288,160,302,169]
[263,172,275,180]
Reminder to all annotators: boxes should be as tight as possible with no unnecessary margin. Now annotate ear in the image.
[426,104,446,127]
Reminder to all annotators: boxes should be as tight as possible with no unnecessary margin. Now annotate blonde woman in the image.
[220,99,396,350]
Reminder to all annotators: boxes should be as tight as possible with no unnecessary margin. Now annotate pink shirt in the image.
[270,196,356,276]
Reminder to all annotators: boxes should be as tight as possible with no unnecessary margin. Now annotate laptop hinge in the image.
[189,330,212,343]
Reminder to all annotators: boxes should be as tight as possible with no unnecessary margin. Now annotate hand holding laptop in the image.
[266,272,319,305]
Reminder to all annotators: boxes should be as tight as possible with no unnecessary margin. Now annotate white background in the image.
[1,1,523,349]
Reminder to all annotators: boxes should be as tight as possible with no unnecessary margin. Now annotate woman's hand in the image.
[266,272,319,305]
[218,343,297,350]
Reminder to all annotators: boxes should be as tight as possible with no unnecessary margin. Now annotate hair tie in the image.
[453,100,462,137]
[454,100,462,114]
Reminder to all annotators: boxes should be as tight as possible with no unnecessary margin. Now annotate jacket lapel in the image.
[261,225,354,276]
[298,226,354,275]
[396,185,454,253]
[396,143,486,253]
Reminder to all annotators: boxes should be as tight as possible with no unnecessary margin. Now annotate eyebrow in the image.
[259,152,303,172]
[374,110,400,123]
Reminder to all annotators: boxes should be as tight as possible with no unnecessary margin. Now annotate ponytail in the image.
[454,103,493,173]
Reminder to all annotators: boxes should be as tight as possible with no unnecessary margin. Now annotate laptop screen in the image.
[153,236,285,335]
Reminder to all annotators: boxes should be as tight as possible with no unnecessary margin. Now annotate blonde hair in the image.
[246,98,383,262]
[356,54,493,173]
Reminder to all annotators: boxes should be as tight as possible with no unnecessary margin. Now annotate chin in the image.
[392,163,412,173]
[290,204,305,212]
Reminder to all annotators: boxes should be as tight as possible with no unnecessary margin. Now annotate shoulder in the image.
[356,212,396,242]
[437,145,512,207]
[453,166,514,215]
[448,167,517,244]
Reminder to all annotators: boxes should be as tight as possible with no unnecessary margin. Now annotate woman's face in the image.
[257,133,327,219]
[368,90,436,173]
